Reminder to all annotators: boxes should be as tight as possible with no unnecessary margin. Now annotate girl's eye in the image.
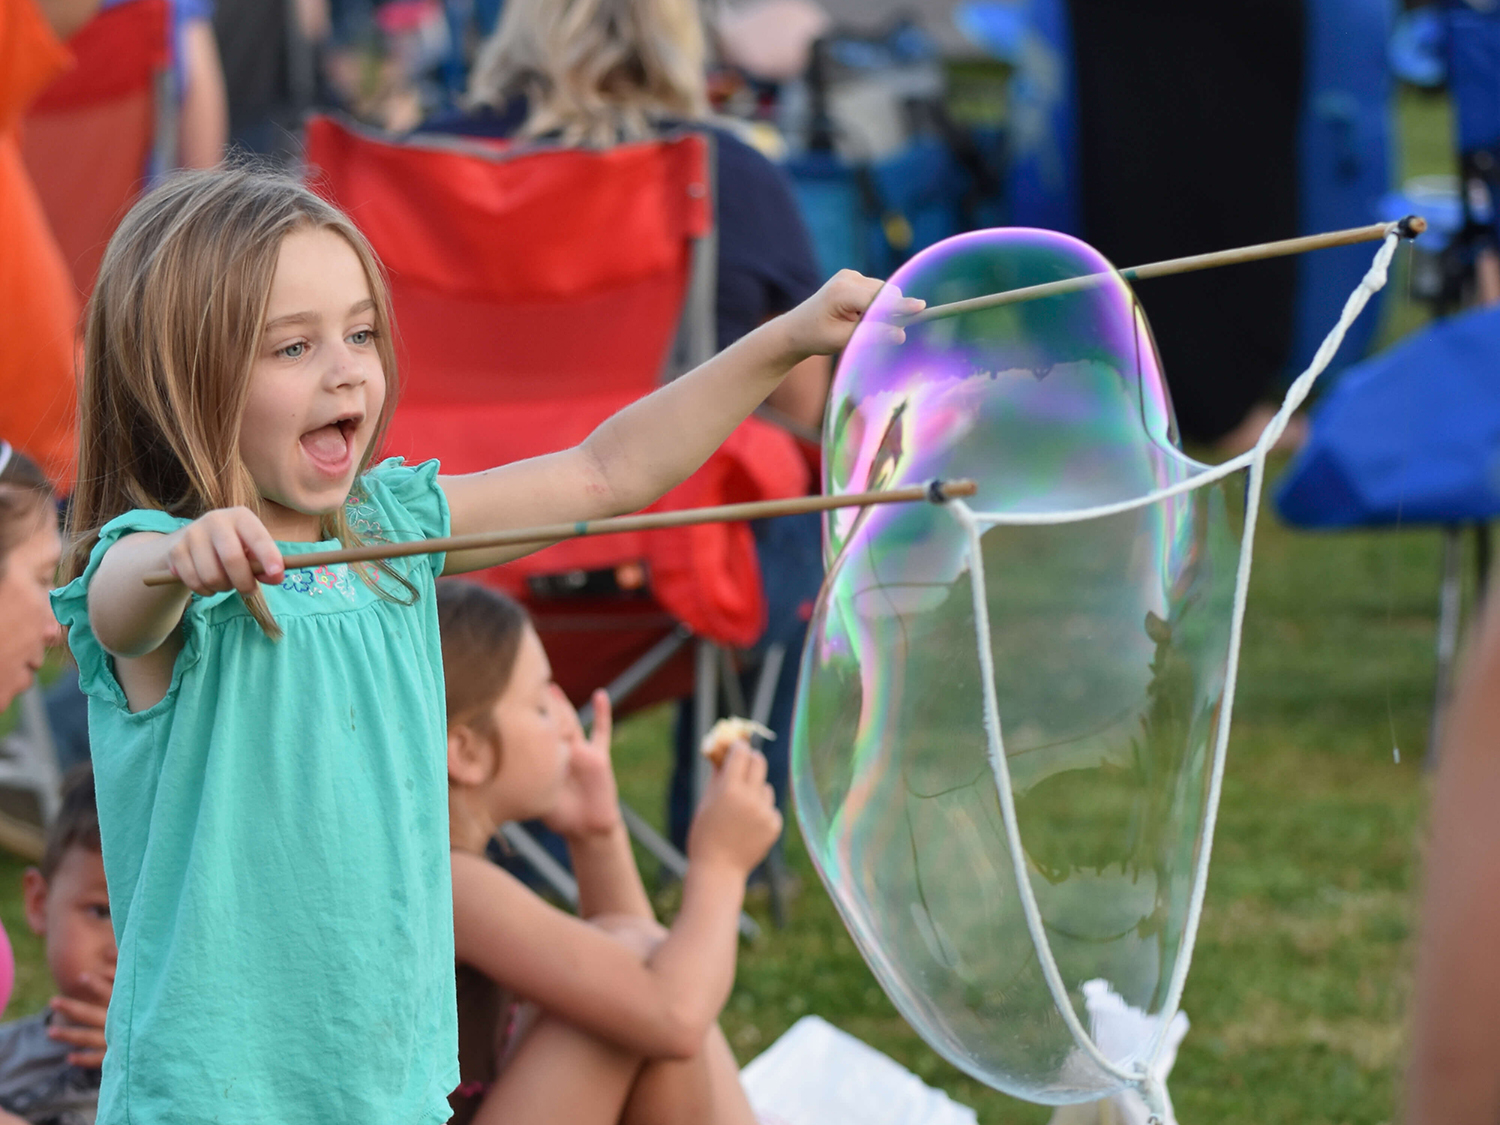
[278,341,307,359]
[349,329,374,346]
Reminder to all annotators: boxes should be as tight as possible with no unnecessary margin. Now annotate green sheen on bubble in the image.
[793,228,1245,1104]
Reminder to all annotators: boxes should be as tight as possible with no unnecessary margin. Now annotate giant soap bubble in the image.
[792,226,1401,1113]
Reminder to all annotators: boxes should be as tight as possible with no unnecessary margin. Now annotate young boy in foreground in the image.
[0,767,113,1125]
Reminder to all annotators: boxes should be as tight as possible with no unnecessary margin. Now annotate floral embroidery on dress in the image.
[345,491,385,543]
[280,565,358,599]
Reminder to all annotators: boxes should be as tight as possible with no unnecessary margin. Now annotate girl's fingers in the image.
[50,995,107,1027]
[744,746,768,786]
[209,522,259,595]
[588,689,611,753]
[185,535,230,595]
[68,1049,106,1068]
[716,740,749,781]
[48,1024,106,1048]
[234,514,284,584]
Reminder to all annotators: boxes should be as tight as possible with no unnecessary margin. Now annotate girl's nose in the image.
[330,354,368,388]
[325,339,371,386]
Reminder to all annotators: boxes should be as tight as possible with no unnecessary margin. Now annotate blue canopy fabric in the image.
[1275,301,1500,528]
[1448,1,1500,155]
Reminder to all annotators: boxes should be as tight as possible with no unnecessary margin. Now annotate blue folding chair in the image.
[1276,302,1500,756]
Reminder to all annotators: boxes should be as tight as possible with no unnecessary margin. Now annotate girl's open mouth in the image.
[299,416,360,475]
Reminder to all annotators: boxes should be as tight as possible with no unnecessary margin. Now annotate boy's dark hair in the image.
[40,765,101,880]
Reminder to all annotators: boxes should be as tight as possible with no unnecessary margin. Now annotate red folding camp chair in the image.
[21,0,176,297]
[305,115,810,926]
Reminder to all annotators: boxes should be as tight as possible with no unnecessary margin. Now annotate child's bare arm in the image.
[453,745,779,1058]
[438,272,915,574]
[455,851,719,1058]
[88,509,285,658]
[88,510,285,710]
[567,822,655,922]
[1407,602,1500,1125]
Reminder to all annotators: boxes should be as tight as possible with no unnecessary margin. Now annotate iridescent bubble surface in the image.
[794,228,1245,1103]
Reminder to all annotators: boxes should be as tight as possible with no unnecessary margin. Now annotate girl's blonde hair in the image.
[64,167,402,637]
[467,0,709,147]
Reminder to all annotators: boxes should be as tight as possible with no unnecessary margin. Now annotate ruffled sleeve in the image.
[50,509,237,710]
[354,458,451,577]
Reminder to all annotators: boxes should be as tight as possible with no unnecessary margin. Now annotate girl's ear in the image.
[447,724,495,787]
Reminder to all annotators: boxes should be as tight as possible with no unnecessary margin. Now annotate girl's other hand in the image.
[165,507,284,596]
[544,688,622,839]
[685,741,782,877]
[781,269,925,358]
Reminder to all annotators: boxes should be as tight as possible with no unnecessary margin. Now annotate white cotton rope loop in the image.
[945,231,1400,1118]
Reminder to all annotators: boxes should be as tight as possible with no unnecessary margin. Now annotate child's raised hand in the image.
[164,507,285,596]
[47,969,113,1069]
[685,741,782,877]
[543,688,622,839]
[780,269,925,358]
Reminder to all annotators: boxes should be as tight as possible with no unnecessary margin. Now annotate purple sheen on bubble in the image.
[793,228,1245,1104]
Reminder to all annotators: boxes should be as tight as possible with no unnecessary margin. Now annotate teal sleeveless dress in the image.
[52,459,459,1125]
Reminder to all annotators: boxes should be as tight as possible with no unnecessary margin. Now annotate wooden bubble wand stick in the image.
[142,480,978,587]
[903,216,1427,325]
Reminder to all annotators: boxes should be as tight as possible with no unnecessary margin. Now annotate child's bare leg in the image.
[474,1014,642,1125]
[620,1048,713,1125]
[700,1023,759,1125]
[620,1024,757,1125]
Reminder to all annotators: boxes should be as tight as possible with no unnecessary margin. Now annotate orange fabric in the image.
[306,116,809,649]
[0,0,79,489]
[22,0,169,296]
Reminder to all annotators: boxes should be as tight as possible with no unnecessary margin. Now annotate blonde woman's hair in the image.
[64,166,404,638]
[467,0,709,146]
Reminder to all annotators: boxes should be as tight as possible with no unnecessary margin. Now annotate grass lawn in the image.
[603,505,1454,1125]
[0,85,1467,1125]
[0,463,1456,1125]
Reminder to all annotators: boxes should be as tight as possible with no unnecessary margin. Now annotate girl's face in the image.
[0,510,62,711]
[241,228,387,541]
[481,626,571,824]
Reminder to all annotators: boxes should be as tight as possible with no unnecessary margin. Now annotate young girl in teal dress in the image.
[51,167,910,1125]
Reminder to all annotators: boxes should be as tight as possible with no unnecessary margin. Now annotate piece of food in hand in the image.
[700,717,774,767]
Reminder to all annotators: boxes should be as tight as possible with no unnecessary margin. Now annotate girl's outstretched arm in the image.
[438,271,916,574]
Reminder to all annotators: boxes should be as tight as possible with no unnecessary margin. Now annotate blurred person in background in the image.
[425,0,828,861]
[1406,590,1500,1125]
[212,0,326,159]
[0,441,65,1075]
[168,0,228,166]
[1067,0,1306,453]
[95,0,228,167]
